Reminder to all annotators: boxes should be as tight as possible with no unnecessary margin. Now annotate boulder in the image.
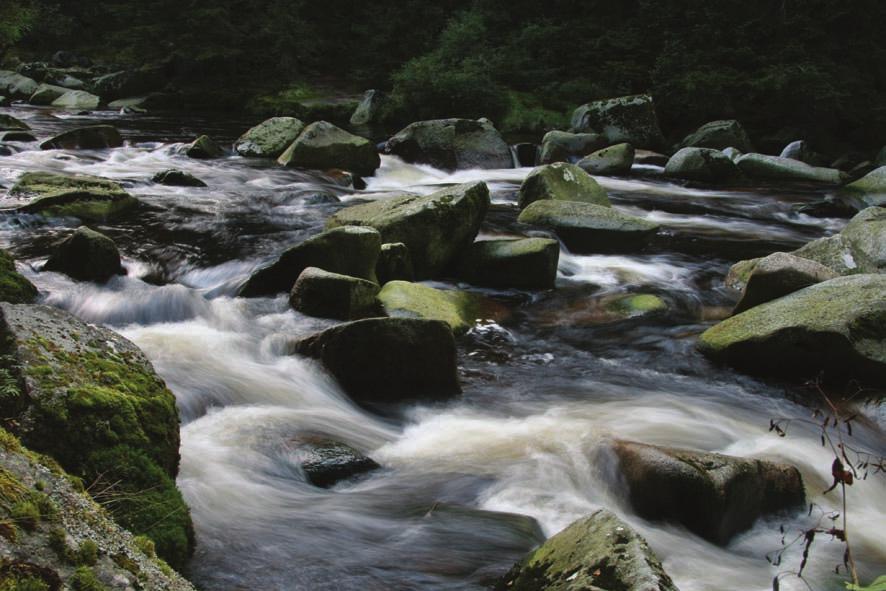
[734,252,837,313]
[16,61,48,81]
[722,147,743,162]
[327,182,490,278]
[495,509,679,591]
[384,118,513,170]
[152,169,207,187]
[288,434,380,488]
[577,142,635,176]
[518,162,610,210]
[91,67,164,101]
[289,266,380,320]
[48,72,86,90]
[9,171,138,221]
[840,166,886,210]
[277,121,379,176]
[538,130,606,165]
[40,125,123,150]
[185,135,223,159]
[377,280,491,334]
[518,200,660,253]
[43,227,124,282]
[0,114,31,131]
[349,89,385,126]
[698,274,886,381]
[513,142,538,167]
[456,238,560,289]
[376,242,414,284]
[50,90,100,110]
[0,303,194,567]
[571,94,665,150]
[736,153,844,184]
[0,130,36,142]
[292,317,460,405]
[612,440,804,544]
[0,249,38,303]
[634,150,670,166]
[680,120,753,152]
[28,83,68,105]
[779,140,826,166]
[664,147,743,183]
[239,226,381,297]
[0,70,39,99]
[234,116,305,158]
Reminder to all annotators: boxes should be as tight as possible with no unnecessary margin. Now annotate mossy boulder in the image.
[0,250,37,304]
[495,509,679,591]
[327,182,490,279]
[234,116,305,158]
[376,242,415,284]
[9,172,138,221]
[40,125,123,150]
[277,121,379,176]
[518,162,610,210]
[50,90,100,110]
[456,238,560,289]
[734,252,837,313]
[613,440,804,545]
[571,94,666,150]
[239,226,381,297]
[518,200,660,253]
[384,118,513,170]
[736,153,845,184]
[287,434,380,488]
[0,71,39,99]
[43,227,124,283]
[185,135,223,159]
[152,169,207,187]
[538,130,607,165]
[28,83,68,106]
[292,317,460,406]
[377,280,492,334]
[679,119,753,152]
[289,267,380,320]
[698,274,886,382]
[840,166,886,210]
[577,142,635,176]
[605,293,667,318]
[0,114,30,131]
[664,147,743,183]
[0,303,194,568]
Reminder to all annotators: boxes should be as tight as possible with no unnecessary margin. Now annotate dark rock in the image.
[0,114,31,131]
[680,119,753,152]
[0,249,38,303]
[456,238,560,289]
[571,94,665,150]
[40,125,123,150]
[289,267,380,320]
[385,118,513,170]
[513,142,538,167]
[152,169,207,187]
[376,242,414,284]
[43,227,124,282]
[634,149,670,166]
[0,131,36,142]
[185,135,223,159]
[288,434,380,488]
[91,67,165,101]
[51,51,90,68]
[538,130,606,165]
[779,140,827,166]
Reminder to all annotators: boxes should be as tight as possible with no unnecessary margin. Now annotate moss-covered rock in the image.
[736,153,845,184]
[234,116,305,158]
[664,147,743,183]
[9,172,138,221]
[518,200,659,253]
[456,238,559,289]
[40,126,123,150]
[277,121,379,176]
[679,119,753,152]
[0,304,194,568]
[50,90,100,110]
[733,251,837,313]
[378,280,495,334]
[376,242,414,284]
[0,114,30,131]
[185,135,223,159]
[698,274,886,381]
[605,293,667,318]
[239,226,381,297]
[518,162,610,210]
[384,118,513,170]
[0,250,37,305]
[840,165,886,210]
[571,94,666,150]
[151,169,207,187]
[287,434,380,488]
[495,509,678,591]
[327,182,490,279]
[537,130,606,165]
[43,227,124,283]
[28,83,68,106]
[613,440,804,545]
[576,142,635,176]
[289,267,380,320]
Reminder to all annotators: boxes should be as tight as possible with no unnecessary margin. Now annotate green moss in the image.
[606,294,667,316]
[378,281,486,334]
[70,567,107,591]
[10,172,138,222]
[10,500,40,530]
[0,574,49,591]
[49,527,69,558]
[74,540,99,566]
[133,535,156,558]
[0,250,37,304]
[112,553,140,576]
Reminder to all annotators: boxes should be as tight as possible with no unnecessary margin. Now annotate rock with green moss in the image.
[327,182,490,278]
[43,227,123,283]
[698,274,886,381]
[605,293,667,318]
[538,130,607,165]
[840,166,886,210]
[456,238,559,289]
[378,280,493,334]
[0,250,37,304]
[152,169,207,187]
[50,90,100,110]
[495,509,679,591]
[736,153,845,184]
[665,147,744,183]
[234,116,305,158]
[40,126,123,150]
[680,119,754,152]
[0,114,30,131]
[376,242,414,284]
[0,303,194,568]
[571,94,666,150]
[612,440,804,545]
[9,172,138,221]
[290,267,380,320]
[239,226,381,297]
[0,71,39,99]
[277,121,379,176]
[185,135,223,159]
[577,142,635,176]
[384,118,513,170]
[518,200,659,253]
[518,162,610,210]
[28,83,68,106]
[733,251,837,313]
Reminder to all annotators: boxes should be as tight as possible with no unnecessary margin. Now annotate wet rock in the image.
[0,130,36,142]
[518,162,610,210]
[185,135,223,159]
[292,317,460,405]
[278,121,379,176]
[577,142,635,176]
[722,146,743,162]
[51,89,100,110]
[43,227,124,282]
[733,252,837,314]
[0,114,31,131]
[538,130,606,165]
[495,509,679,591]
[612,440,805,544]
[377,242,414,284]
[796,196,858,219]
[385,118,513,170]
[605,293,667,318]
[152,169,207,187]
[840,166,886,210]
[377,280,494,334]
[327,182,490,278]
[698,274,886,381]
[513,142,538,167]
[288,434,380,488]
[779,140,826,166]
[40,125,123,150]
[736,153,845,184]
[0,249,38,303]
[9,171,138,221]
[0,70,39,99]
[350,89,385,126]
[239,226,381,297]
[234,116,305,158]
[28,82,68,105]
[680,119,753,152]
[289,267,380,320]
[518,200,660,253]
[664,147,743,183]
[456,238,559,290]
[571,94,666,150]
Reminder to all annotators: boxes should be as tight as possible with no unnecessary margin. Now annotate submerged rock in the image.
[612,440,804,544]
[665,147,743,183]
[518,162,610,210]
[456,238,560,290]
[51,89,100,110]
[840,165,886,210]
[9,171,138,221]
[235,116,305,158]
[278,121,379,176]
[377,280,492,334]
[605,293,667,318]
[538,130,606,165]
[290,266,380,320]
[152,168,207,187]
[680,119,753,152]
[577,142,635,176]
[733,251,837,313]
[43,227,124,282]
[736,153,844,184]
[40,125,123,150]
[185,134,223,159]
[571,94,665,150]
[288,434,380,488]
[385,118,513,170]
[0,249,38,303]
[376,242,415,284]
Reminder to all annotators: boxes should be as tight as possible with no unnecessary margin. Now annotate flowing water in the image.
[1,105,884,591]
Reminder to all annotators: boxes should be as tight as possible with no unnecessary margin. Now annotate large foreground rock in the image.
[736,153,844,184]
[612,441,804,544]
[278,121,379,176]
[377,280,490,334]
[495,509,679,591]
[239,226,381,297]
[9,171,138,221]
[665,147,743,183]
[292,318,460,405]
[327,182,490,278]
[290,267,380,320]
[456,238,560,289]
[518,200,660,253]
[734,252,837,313]
[698,274,886,381]
[235,116,305,158]
[0,303,194,567]
[571,94,665,150]
[538,130,606,165]
[43,227,124,282]
[680,119,753,152]
[518,162,610,210]
[385,118,513,170]
[40,125,123,150]
[840,166,886,210]
[577,142,635,176]
[0,249,38,303]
